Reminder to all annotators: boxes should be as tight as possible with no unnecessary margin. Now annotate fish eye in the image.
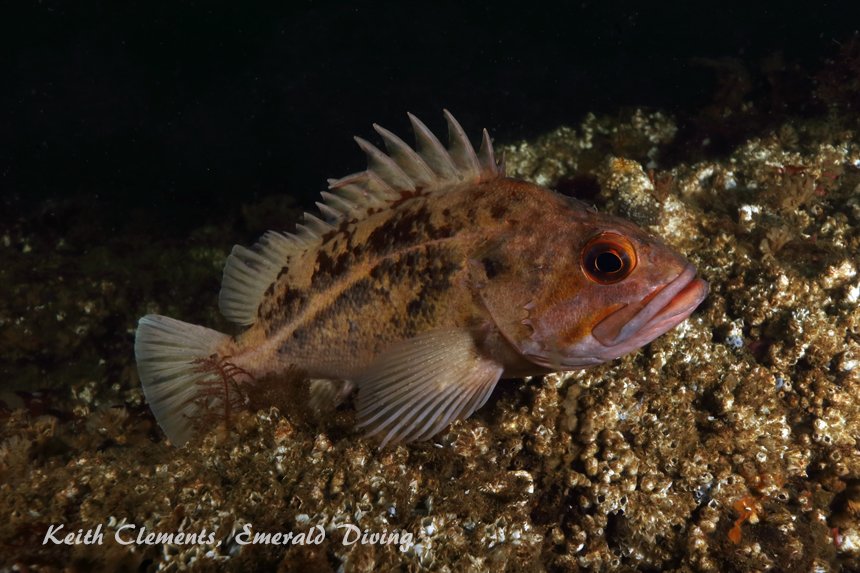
[581,233,636,284]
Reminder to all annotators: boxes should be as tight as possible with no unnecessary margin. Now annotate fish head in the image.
[526,221,708,369]
[478,198,708,371]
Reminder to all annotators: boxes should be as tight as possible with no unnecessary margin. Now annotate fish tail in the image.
[134,314,231,447]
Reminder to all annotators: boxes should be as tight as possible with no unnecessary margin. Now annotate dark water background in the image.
[2,1,858,235]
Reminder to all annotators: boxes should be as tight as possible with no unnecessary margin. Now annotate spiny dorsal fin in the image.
[326,109,505,216]
[219,111,505,325]
[443,109,481,178]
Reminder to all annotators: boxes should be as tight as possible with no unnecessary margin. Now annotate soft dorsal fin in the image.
[329,109,505,203]
[220,231,307,325]
[219,111,506,325]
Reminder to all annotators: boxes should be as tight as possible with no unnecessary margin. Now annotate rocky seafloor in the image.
[3,42,860,573]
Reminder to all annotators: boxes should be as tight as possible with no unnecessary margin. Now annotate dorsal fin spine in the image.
[302,213,335,234]
[284,233,309,248]
[295,223,320,240]
[407,112,459,179]
[326,179,375,206]
[477,128,500,180]
[320,191,359,215]
[373,124,438,187]
[354,137,416,192]
[443,109,481,178]
[316,202,344,223]
[329,171,399,202]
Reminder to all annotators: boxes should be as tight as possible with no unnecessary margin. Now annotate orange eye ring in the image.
[581,233,637,284]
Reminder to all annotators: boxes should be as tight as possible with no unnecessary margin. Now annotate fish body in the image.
[136,111,708,447]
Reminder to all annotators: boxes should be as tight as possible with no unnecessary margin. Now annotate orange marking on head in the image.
[556,302,626,347]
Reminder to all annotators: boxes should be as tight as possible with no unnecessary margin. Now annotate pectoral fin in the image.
[354,328,503,448]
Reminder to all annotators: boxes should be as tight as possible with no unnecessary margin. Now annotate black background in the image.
[2,1,858,233]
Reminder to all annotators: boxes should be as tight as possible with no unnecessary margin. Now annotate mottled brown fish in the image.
[135,111,708,448]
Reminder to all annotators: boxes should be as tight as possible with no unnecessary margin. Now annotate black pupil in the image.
[595,251,622,273]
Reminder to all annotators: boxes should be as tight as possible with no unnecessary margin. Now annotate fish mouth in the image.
[591,264,709,352]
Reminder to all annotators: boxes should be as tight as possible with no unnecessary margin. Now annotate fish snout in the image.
[591,263,708,351]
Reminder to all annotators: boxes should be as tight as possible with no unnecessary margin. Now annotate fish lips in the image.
[590,263,709,358]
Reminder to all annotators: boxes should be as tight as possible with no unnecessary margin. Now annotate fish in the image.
[135,110,708,448]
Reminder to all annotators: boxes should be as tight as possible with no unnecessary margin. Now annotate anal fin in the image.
[354,328,503,448]
[308,378,355,411]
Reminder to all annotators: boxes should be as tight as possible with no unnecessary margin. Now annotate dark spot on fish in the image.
[417,257,458,301]
[400,249,425,273]
[264,285,308,336]
[336,252,353,274]
[340,277,385,308]
[282,322,311,350]
[314,251,335,279]
[365,205,433,254]
[407,299,422,317]
[365,205,453,255]
[490,202,509,220]
[277,266,290,280]
[287,276,388,348]
[278,287,305,313]
[258,282,277,319]
[396,247,462,333]
[425,221,453,241]
[392,255,407,277]
[313,249,354,286]
[283,326,311,352]
[321,220,351,244]
[482,257,500,279]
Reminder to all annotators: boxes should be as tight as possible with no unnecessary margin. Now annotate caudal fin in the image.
[134,314,230,446]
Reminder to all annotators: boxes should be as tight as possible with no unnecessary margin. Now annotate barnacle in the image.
[0,435,29,481]
[776,168,817,212]
[760,226,792,257]
[86,404,130,436]
[777,124,799,149]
